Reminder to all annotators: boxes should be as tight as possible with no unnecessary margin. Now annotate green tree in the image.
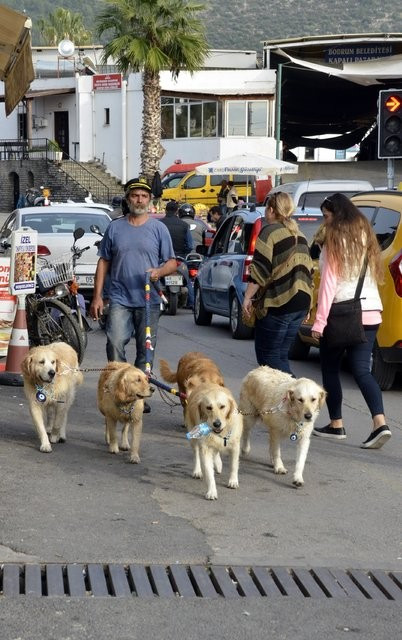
[96,0,209,180]
[37,8,92,46]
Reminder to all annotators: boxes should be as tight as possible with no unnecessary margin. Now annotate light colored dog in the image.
[159,351,225,422]
[239,366,326,487]
[97,362,153,463]
[185,382,243,500]
[21,342,83,452]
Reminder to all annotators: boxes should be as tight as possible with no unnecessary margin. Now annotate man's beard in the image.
[128,202,149,216]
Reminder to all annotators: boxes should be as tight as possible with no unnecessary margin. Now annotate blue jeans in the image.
[319,325,384,419]
[254,309,307,375]
[106,302,161,372]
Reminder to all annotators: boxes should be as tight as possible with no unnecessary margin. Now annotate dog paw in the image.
[120,442,130,451]
[192,470,203,479]
[292,478,304,488]
[227,479,239,489]
[129,454,141,464]
[274,466,288,475]
[108,444,119,455]
[40,442,52,453]
[49,433,60,444]
[205,490,218,500]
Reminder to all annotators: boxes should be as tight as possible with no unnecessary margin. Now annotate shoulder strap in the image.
[354,256,368,300]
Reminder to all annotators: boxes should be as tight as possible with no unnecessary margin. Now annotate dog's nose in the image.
[304,412,312,421]
[213,419,221,429]
[48,369,56,379]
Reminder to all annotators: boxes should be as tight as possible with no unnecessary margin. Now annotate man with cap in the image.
[90,177,177,412]
[160,200,194,308]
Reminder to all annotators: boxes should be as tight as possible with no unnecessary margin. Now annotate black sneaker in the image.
[143,401,151,414]
[360,425,391,449]
[313,424,346,440]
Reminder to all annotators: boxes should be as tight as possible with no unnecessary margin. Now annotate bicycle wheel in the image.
[29,299,86,364]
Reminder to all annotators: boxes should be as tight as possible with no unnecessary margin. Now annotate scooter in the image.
[159,256,189,316]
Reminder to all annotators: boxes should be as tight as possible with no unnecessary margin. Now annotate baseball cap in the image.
[125,177,152,194]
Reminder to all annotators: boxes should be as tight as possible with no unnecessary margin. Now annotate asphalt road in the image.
[0,310,401,638]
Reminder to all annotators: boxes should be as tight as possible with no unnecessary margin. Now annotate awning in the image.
[0,6,34,115]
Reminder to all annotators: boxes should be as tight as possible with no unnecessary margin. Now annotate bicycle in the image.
[27,252,86,363]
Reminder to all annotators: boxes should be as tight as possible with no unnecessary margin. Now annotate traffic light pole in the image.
[387,158,395,190]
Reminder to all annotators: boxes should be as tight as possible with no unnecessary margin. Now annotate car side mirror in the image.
[90,224,100,235]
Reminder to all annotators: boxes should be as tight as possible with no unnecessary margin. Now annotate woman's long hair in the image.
[265,191,299,235]
[320,193,383,282]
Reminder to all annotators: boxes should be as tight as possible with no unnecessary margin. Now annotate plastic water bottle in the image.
[186,423,211,440]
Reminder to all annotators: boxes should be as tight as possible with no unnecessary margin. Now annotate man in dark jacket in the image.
[160,200,194,308]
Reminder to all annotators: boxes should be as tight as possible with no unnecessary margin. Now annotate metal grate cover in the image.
[1,564,402,600]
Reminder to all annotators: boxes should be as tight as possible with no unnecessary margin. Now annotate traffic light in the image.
[378,89,402,159]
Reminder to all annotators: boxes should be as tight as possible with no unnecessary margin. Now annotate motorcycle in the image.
[185,251,204,285]
[160,256,189,316]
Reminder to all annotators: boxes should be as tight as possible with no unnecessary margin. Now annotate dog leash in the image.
[237,398,305,442]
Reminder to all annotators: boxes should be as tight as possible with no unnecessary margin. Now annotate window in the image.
[18,113,27,140]
[227,218,246,254]
[104,108,110,125]
[183,174,206,189]
[371,207,400,250]
[161,97,219,139]
[227,100,268,137]
[358,206,376,223]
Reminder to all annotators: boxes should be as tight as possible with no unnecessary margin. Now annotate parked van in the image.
[265,180,374,212]
[162,171,253,207]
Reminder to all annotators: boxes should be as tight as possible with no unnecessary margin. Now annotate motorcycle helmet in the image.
[178,203,195,219]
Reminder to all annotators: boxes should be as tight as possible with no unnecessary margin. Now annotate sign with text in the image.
[93,73,122,91]
[0,257,16,356]
[9,227,38,295]
[325,44,393,64]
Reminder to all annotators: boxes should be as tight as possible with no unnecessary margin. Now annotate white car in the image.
[0,206,112,300]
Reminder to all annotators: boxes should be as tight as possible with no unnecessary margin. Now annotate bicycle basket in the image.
[37,253,74,289]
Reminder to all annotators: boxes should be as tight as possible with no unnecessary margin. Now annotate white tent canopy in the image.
[195,153,298,177]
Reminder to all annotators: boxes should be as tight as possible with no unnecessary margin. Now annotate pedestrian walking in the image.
[217,179,228,215]
[242,191,313,374]
[90,177,177,412]
[311,193,391,449]
[226,180,238,213]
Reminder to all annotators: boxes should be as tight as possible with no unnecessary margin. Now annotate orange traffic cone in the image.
[0,294,29,386]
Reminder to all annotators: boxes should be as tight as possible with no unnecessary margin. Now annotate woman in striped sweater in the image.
[242,191,313,375]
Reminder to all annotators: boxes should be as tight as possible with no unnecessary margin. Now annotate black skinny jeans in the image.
[319,324,384,420]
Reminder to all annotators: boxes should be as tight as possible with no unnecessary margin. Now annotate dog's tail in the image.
[159,359,178,383]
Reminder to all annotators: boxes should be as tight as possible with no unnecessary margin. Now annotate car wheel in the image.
[230,295,254,340]
[194,286,212,326]
[289,332,311,360]
[371,341,396,391]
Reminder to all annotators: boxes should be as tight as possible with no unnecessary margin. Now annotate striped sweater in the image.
[250,223,313,317]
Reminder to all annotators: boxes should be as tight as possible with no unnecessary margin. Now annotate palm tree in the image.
[37,8,92,46]
[96,0,209,181]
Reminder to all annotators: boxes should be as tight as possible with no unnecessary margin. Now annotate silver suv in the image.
[265,180,374,214]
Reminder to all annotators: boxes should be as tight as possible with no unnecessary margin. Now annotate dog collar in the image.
[34,384,64,404]
[118,403,136,415]
[215,430,232,447]
[289,421,305,442]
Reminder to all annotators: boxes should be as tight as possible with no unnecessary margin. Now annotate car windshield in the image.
[22,212,111,234]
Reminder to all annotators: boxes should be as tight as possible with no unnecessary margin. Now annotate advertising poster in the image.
[0,257,16,357]
[9,227,38,295]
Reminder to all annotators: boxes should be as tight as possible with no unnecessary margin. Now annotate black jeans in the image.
[319,324,384,420]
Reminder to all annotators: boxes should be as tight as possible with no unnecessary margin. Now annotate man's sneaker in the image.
[143,401,151,414]
[360,425,391,449]
[313,424,346,439]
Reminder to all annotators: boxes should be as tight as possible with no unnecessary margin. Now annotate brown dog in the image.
[97,362,153,463]
[21,342,83,452]
[159,351,224,422]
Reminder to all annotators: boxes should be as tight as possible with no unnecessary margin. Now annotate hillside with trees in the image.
[5,0,402,51]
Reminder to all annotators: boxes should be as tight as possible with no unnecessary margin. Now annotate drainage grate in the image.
[1,564,402,600]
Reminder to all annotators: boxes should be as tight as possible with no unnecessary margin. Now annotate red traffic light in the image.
[385,95,401,113]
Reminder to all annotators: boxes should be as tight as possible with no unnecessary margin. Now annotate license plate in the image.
[76,275,94,285]
[164,275,183,286]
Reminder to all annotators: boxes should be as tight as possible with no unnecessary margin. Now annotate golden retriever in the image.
[185,382,243,500]
[21,342,83,452]
[159,351,224,422]
[97,362,153,463]
[239,366,326,487]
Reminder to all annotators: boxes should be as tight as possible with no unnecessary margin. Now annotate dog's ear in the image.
[197,398,207,422]
[21,354,33,378]
[318,388,327,408]
[55,356,62,375]
[225,396,236,420]
[115,370,128,404]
